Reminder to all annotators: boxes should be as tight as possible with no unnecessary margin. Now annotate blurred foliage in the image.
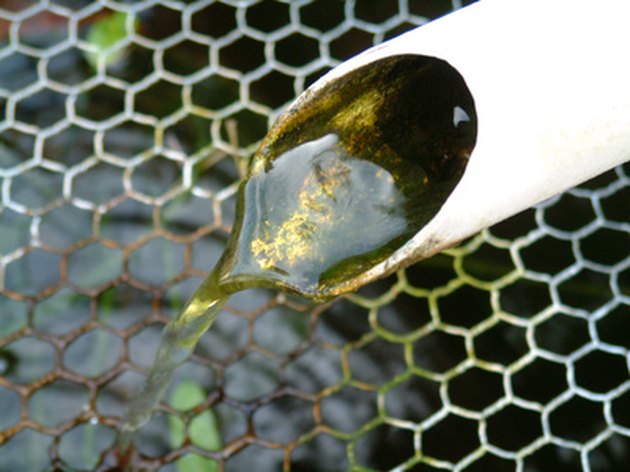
[86,11,136,69]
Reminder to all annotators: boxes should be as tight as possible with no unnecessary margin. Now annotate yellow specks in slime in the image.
[251,148,351,270]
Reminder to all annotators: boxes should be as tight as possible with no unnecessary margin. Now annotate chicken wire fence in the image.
[0,0,628,470]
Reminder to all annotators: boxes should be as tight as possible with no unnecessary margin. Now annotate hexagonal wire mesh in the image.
[0,0,628,470]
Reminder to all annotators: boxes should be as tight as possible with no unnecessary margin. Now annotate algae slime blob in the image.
[120,54,477,444]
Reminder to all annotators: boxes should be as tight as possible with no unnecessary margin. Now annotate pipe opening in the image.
[217,54,478,298]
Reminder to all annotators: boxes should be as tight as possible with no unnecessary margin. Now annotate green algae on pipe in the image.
[214,55,477,300]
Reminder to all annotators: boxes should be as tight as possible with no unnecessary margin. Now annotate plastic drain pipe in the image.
[296,0,630,290]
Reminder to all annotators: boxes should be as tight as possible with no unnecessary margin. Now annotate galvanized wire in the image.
[0,1,628,470]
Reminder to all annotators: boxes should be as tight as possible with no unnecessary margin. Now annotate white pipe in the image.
[303,0,630,294]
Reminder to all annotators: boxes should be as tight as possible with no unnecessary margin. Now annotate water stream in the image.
[118,53,477,456]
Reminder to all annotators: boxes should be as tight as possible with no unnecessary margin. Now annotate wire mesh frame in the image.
[0,0,628,470]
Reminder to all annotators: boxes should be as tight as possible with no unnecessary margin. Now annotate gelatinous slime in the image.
[121,54,477,444]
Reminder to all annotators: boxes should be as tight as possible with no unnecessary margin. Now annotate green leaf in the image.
[85,11,135,69]
[168,380,222,472]
[173,453,218,472]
